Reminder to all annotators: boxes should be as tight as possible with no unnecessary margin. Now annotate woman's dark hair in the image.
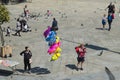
[25,46,28,49]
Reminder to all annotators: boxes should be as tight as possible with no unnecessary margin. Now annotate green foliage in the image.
[0,4,10,24]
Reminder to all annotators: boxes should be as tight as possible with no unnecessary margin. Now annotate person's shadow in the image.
[96,28,108,30]
[85,44,120,55]
[65,64,78,71]
[31,67,51,75]
[16,67,51,75]
[0,69,13,76]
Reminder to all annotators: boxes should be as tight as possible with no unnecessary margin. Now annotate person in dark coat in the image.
[20,46,32,73]
[106,2,115,14]
[51,18,58,31]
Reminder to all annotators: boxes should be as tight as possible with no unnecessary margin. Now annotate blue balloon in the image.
[46,35,52,41]
[48,38,56,46]
[49,31,56,37]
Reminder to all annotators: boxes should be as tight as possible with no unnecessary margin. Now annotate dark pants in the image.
[6,32,10,36]
[15,30,21,36]
[24,59,31,71]
[108,20,112,31]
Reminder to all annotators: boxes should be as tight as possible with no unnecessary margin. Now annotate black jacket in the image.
[52,20,58,27]
[20,50,32,60]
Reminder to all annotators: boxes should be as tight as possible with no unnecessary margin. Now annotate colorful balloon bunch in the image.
[43,26,62,61]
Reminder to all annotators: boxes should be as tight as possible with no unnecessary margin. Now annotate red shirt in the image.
[78,48,86,57]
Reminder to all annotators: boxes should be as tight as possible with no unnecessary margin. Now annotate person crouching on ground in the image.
[75,44,86,71]
[20,46,32,74]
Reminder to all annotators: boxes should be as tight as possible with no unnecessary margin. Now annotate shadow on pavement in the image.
[65,64,77,70]
[31,67,51,75]
[85,44,108,50]
[16,69,24,73]
[96,28,108,30]
[0,69,13,76]
[16,67,51,75]
[105,67,116,80]
[60,38,120,54]
[85,44,120,54]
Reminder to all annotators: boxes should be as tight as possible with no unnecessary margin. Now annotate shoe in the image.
[80,68,83,70]
[28,70,31,74]
[23,70,27,73]
[76,68,79,71]
[19,35,21,37]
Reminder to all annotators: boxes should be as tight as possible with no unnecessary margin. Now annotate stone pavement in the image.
[0,0,120,80]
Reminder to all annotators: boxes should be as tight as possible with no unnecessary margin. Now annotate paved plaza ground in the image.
[0,0,120,80]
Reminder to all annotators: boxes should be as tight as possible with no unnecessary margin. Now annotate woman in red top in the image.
[75,44,86,71]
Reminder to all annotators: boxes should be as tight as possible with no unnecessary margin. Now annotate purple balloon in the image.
[43,26,51,37]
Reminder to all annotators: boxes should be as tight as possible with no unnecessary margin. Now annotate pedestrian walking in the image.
[15,18,21,36]
[20,46,32,73]
[105,2,115,14]
[102,14,107,29]
[23,5,29,20]
[5,27,11,37]
[107,13,113,31]
[75,44,86,71]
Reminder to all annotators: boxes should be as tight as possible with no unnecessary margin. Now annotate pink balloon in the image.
[50,43,59,49]
[48,47,56,54]
[57,42,61,47]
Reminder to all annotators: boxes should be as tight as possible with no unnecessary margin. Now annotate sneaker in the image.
[80,68,83,70]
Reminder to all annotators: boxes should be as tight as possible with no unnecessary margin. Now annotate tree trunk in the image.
[0,25,4,46]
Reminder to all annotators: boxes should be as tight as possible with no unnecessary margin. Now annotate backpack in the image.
[112,13,114,19]
[75,47,79,54]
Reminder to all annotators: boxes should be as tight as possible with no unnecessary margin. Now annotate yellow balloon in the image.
[51,54,58,61]
[56,36,60,43]
[56,53,61,57]
[55,47,62,53]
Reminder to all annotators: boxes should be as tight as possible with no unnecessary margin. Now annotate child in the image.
[75,44,86,71]
[102,14,107,29]
[6,27,11,37]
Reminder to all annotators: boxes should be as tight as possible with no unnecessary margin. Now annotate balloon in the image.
[55,47,62,53]
[43,26,51,37]
[51,54,58,61]
[57,42,61,47]
[50,43,59,49]
[46,35,55,41]
[56,53,61,57]
[48,38,56,46]
[46,35,51,41]
[48,47,56,54]
[55,35,60,42]
[49,31,56,37]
